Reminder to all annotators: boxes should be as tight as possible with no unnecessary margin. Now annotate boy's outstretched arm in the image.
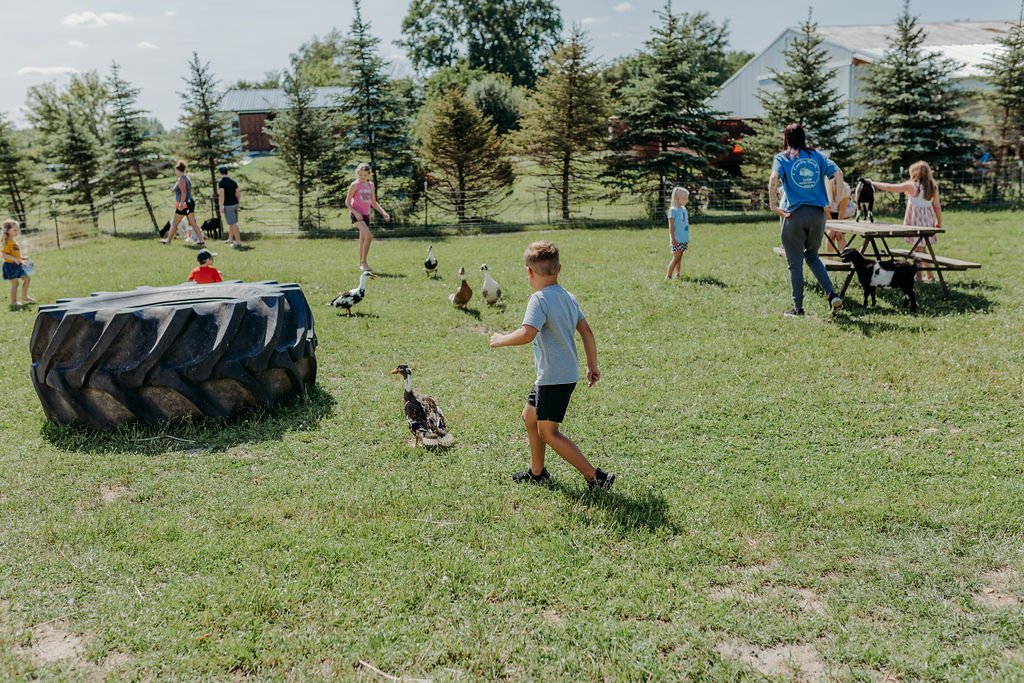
[490,324,538,348]
[576,319,600,387]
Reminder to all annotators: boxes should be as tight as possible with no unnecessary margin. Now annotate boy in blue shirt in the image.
[490,241,615,491]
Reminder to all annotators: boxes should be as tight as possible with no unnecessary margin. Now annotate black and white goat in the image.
[840,248,919,312]
[853,178,875,222]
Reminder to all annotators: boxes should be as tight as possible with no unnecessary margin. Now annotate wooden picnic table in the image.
[825,220,980,298]
[773,220,981,299]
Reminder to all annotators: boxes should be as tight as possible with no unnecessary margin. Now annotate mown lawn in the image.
[0,212,1022,681]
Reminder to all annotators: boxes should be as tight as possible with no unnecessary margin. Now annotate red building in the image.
[219,88,347,153]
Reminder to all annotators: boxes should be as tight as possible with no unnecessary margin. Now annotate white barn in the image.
[711,20,1013,123]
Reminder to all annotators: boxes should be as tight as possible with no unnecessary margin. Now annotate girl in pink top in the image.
[346,162,390,273]
[872,161,943,281]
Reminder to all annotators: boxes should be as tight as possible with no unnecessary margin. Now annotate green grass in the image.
[1,212,1022,680]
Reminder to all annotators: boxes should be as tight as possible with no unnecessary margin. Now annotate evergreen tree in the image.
[602,3,728,216]
[855,1,974,176]
[264,72,333,229]
[107,62,159,231]
[55,107,102,229]
[980,3,1024,177]
[515,26,609,220]
[400,0,562,86]
[335,0,416,204]
[179,53,237,219]
[742,9,849,175]
[0,114,35,226]
[418,90,514,222]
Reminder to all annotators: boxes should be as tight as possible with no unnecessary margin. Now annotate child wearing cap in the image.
[188,249,223,284]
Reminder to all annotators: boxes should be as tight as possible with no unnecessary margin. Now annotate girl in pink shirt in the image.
[346,162,390,273]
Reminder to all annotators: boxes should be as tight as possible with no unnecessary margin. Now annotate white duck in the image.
[424,245,438,276]
[330,270,376,316]
[480,264,502,306]
[449,267,472,308]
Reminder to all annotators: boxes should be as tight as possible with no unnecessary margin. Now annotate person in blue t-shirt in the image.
[666,186,690,280]
[768,123,844,318]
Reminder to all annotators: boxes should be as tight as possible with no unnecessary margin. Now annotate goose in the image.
[330,269,376,316]
[424,245,438,276]
[390,364,453,447]
[480,264,502,306]
[448,267,472,308]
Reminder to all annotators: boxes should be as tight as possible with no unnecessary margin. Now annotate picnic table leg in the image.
[924,239,950,298]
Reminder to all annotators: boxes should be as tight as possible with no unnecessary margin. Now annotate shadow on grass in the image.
[682,274,728,288]
[550,481,678,535]
[41,384,336,456]
[369,271,406,280]
[116,230,268,244]
[835,278,997,330]
[456,307,482,320]
[335,310,379,319]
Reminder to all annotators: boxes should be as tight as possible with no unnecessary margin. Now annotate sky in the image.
[1,0,1015,128]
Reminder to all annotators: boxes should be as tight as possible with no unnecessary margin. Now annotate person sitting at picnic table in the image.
[825,176,853,253]
[768,123,844,318]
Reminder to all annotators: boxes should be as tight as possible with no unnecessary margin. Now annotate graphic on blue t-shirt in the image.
[791,158,821,189]
[771,149,838,211]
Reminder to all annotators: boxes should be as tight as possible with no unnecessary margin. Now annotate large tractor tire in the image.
[29,281,317,429]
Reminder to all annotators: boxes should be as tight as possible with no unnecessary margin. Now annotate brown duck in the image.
[448,266,472,308]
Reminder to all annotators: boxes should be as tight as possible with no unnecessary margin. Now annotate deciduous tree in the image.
[400,0,561,86]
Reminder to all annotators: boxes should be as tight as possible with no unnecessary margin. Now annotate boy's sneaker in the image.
[512,467,550,484]
[783,307,805,318]
[829,295,843,314]
[588,468,615,491]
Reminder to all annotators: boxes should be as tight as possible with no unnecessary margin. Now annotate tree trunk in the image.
[561,151,571,221]
[297,158,305,228]
[457,169,466,223]
[208,163,219,220]
[83,179,98,229]
[134,162,158,232]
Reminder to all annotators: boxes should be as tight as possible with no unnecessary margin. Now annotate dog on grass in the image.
[840,248,919,311]
[853,178,875,222]
[158,218,222,241]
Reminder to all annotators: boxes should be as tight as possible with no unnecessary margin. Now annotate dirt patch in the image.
[28,621,86,665]
[792,588,827,616]
[716,637,829,682]
[731,559,780,577]
[541,609,564,626]
[100,484,129,503]
[974,568,1021,608]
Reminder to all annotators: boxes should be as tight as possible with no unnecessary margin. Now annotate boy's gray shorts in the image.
[224,205,239,225]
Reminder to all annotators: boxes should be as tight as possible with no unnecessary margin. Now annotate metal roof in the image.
[816,21,1013,78]
[219,87,349,113]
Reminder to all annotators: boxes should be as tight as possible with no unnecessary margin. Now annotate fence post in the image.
[110,192,117,237]
[1018,160,1023,205]
[546,178,551,224]
[50,199,60,249]
[423,181,428,228]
